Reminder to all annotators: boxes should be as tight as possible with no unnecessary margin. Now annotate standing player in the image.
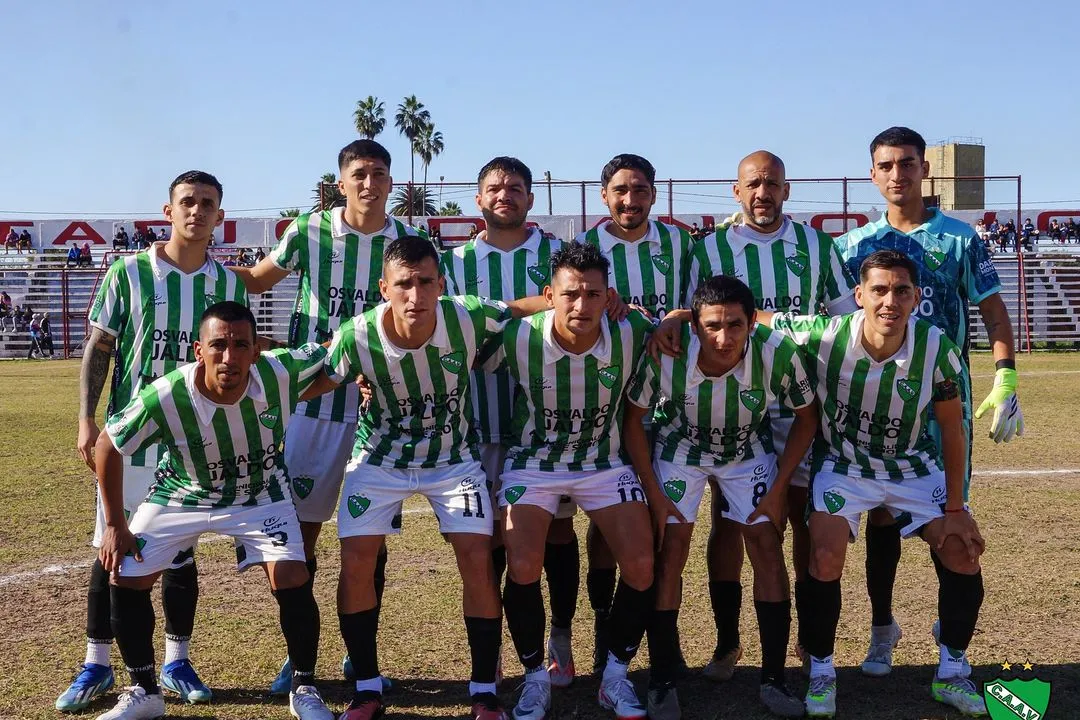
[440,156,581,687]
[94,302,335,720]
[626,275,817,719]
[575,154,694,671]
[315,236,535,720]
[61,171,247,712]
[234,139,424,693]
[837,127,1022,679]
[684,151,857,680]
[762,250,988,717]
[491,242,655,720]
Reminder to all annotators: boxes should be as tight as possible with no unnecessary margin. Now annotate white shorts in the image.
[117,501,305,577]
[284,415,356,523]
[771,415,812,489]
[810,469,956,540]
[498,466,644,515]
[702,456,777,526]
[338,459,492,537]
[481,445,577,521]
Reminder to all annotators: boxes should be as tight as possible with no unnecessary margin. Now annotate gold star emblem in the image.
[1023,662,1034,671]
[1001,660,1012,671]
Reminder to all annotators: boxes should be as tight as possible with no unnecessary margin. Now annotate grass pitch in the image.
[1,353,1078,719]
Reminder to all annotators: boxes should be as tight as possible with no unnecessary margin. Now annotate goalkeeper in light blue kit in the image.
[837,126,1024,680]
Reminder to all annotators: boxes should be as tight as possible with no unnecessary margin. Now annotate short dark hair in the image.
[601,153,656,188]
[200,301,257,339]
[550,241,609,284]
[170,171,223,203]
[383,235,440,272]
[477,156,533,192]
[690,275,755,326]
[859,249,919,285]
[869,126,927,160]
[339,139,392,171]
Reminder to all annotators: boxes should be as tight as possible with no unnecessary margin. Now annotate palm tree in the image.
[415,123,445,197]
[312,173,344,211]
[353,96,385,139]
[394,95,430,190]
[279,208,301,218]
[390,185,436,218]
[438,201,462,216]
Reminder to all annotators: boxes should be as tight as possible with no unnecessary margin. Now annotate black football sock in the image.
[932,551,984,651]
[274,585,320,691]
[110,585,159,694]
[465,616,502,684]
[339,608,380,684]
[755,600,791,685]
[86,559,113,642]
[865,522,901,627]
[607,580,654,665]
[801,576,841,661]
[374,548,387,610]
[161,560,198,640]
[708,580,742,657]
[646,608,680,684]
[587,567,617,615]
[503,579,545,672]
[793,579,808,649]
[544,536,579,630]
[491,545,507,593]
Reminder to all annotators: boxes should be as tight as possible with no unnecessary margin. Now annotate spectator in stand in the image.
[12,305,25,331]
[1048,220,1063,244]
[690,222,702,240]
[158,228,167,242]
[27,313,46,359]
[66,242,81,267]
[255,247,266,263]
[1,291,11,309]
[1067,219,1080,243]
[222,254,237,267]
[0,303,9,332]
[1003,220,1017,252]
[40,312,54,357]
[5,228,19,254]
[78,242,93,267]
[467,226,478,241]
[18,229,32,253]
[112,226,129,250]
[975,219,988,242]
[430,224,442,248]
[1021,218,1038,251]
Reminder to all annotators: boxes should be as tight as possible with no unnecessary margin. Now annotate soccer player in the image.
[837,127,1022,679]
[94,301,334,720]
[626,275,818,719]
[763,250,988,717]
[315,236,533,720]
[684,151,858,681]
[575,154,694,672]
[491,242,655,720]
[440,156,582,687]
[234,139,424,693]
[61,171,247,712]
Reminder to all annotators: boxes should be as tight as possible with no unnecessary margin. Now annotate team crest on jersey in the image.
[822,490,846,514]
[896,379,920,402]
[440,351,465,374]
[597,365,621,390]
[664,479,686,503]
[292,476,314,499]
[652,253,673,274]
[503,486,526,504]
[785,253,808,276]
[527,265,549,286]
[125,535,148,557]
[259,406,281,428]
[924,249,947,271]
[739,389,765,411]
[203,293,220,308]
[347,494,371,518]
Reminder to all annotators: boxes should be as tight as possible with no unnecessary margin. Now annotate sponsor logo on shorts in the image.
[651,253,672,274]
[739,389,765,411]
[259,406,281,429]
[458,475,482,491]
[503,486,526,504]
[597,365,621,390]
[822,490,846,514]
[264,516,281,527]
[896,379,920,402]
[785,253,808,276]
[527,265,548,286]
[440,351,465,374]
[932,485,946,502]
[924,249,946,271]
[347,494,371,518]
[663,479,686,503]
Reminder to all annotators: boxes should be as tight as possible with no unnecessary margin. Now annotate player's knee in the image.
[743,524,782,559]
[617,552,654,590]
[506,547,544,585]
[810,542,845,581]
[269,561,310,590]
[936,537,982,575]
[339,543,378,582]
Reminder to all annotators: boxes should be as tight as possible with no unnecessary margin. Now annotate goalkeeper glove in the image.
[718,211,743,229]
[974,367,1025,443]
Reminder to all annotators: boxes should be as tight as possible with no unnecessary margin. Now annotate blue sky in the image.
[1,0,1077,218]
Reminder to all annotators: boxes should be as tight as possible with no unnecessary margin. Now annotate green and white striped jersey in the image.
[89,243,249,467]
[270,208,424,423]
[628,323,812,466]
[772,310,965,481]
[105,345,328,508]
[440,228,562,444]
[687,219,856,314]
[577,220,693,318]
[326,295,512,469]
[493,309,653,472]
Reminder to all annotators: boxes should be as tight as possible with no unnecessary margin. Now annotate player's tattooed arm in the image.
[932,378,959,401]
[977,292,1016,363]
[77,328,115,470]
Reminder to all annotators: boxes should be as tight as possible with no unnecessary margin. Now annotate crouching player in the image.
[626,276,817,719]
[762,250,987,718]
[94,302,335,720]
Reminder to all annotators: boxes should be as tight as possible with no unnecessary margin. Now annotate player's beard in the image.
[481,205,527,231]
[745,206,780,230]
[612,206,647,232]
